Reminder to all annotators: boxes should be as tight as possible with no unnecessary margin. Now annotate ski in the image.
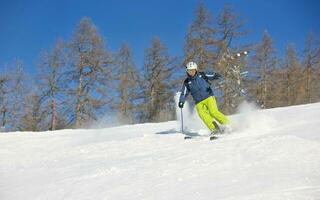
[184,136,193,140]
[209,135,219,140]
[183,122,228,140]
[184,134,220,141]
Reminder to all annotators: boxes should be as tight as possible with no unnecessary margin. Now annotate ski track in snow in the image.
[1,103,320,200]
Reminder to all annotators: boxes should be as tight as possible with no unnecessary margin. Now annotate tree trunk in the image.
[306,57,312,103]
[75,63,84,128]
[51,99,56,130]
[1,108,6,128]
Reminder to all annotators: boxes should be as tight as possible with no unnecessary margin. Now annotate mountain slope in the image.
[1,103,320,200]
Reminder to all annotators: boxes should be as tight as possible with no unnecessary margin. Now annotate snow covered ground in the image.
[1,102,320,200]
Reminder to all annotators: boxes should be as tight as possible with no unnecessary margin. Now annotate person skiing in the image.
[178,61,230,134]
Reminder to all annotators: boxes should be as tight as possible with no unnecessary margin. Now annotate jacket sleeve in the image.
[179,81,189,103]
[204,71,222,81]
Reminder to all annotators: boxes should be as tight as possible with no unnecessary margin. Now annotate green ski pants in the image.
[195,96,229,131]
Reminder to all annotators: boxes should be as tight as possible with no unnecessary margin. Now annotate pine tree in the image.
[0,75,9,131]
[114,43,140,124]
[7,60,27,131]
[184,2,218,71]
[66,17,113,128]
[252,31,278,108]
[216,5,248,113]
[305,54,313,103]
[316,39,320,101]
[285,43,303,105]
[139,37,176,122]
[302,33,319,103]
[20,94,43,131]
[37,39,66,130]
[271,65,288,107]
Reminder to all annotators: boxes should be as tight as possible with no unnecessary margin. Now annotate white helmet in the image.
[186,61,198,70]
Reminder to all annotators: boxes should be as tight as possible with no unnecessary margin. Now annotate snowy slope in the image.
[1,103,320,200]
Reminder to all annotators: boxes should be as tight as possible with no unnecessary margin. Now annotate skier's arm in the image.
[204,71,222,81]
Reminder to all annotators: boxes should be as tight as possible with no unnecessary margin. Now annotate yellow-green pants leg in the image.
[195,96,229,131]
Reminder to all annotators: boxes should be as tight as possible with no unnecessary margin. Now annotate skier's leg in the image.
[195,100,216,131]
[207,96,229,125]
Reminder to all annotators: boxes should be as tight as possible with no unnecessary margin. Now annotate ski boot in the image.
[209,129,219,140]
[212,121,223,134]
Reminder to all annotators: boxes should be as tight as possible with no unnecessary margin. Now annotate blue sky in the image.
[0,0,319,74]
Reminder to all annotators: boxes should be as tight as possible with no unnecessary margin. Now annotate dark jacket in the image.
[179,71,221,104]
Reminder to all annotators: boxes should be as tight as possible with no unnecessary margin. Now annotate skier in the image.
[178,61,230,135]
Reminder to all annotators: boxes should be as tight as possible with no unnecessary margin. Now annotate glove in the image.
[214,73,222,79]
[178,102,184,108]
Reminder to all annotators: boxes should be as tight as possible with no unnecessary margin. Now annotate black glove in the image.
[214,73,222,79]
[178,102,184,108]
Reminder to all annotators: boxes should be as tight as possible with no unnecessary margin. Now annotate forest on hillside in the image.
[1,3,319,132]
